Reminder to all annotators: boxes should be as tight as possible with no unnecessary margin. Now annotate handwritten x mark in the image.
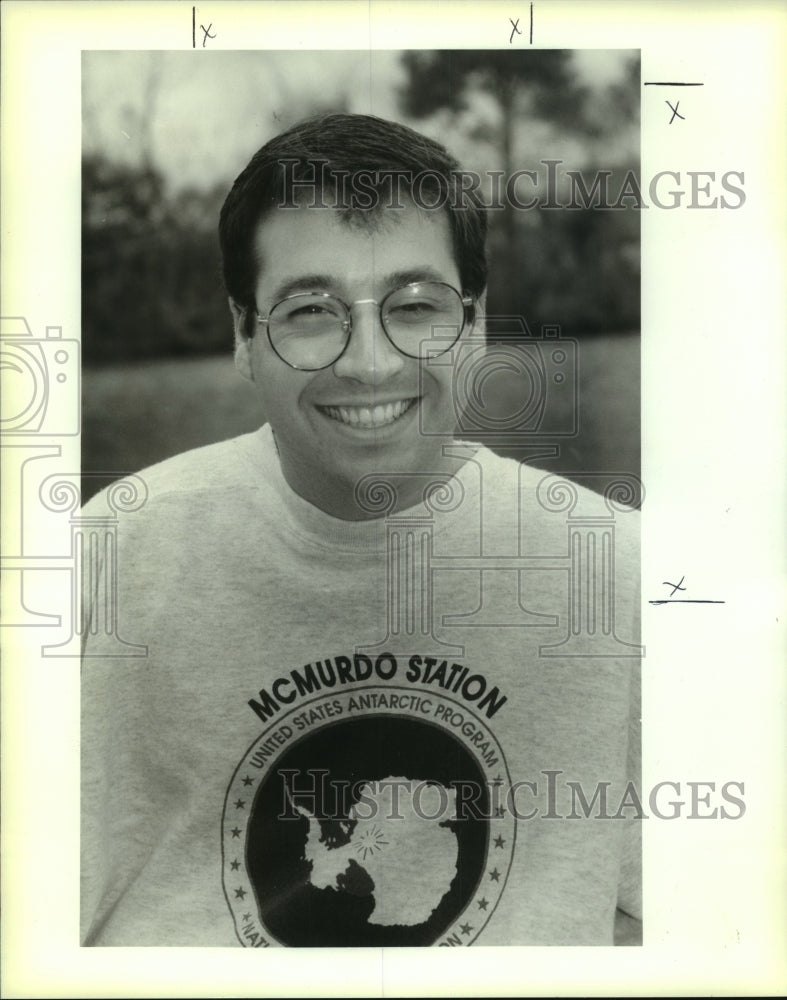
[666,100,685,123]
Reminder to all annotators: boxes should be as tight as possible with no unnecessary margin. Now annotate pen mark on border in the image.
[649,575,725,606]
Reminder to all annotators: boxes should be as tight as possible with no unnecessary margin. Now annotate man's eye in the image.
[390,301,439,317]
[288,304,335,320]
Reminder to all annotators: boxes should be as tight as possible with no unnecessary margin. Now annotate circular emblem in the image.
[222,686,515,946]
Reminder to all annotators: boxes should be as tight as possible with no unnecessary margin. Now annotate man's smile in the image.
[317,397,419,429]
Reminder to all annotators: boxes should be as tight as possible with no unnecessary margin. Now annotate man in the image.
[81,113,641,947]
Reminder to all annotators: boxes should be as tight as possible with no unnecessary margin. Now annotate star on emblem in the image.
[231,827,242,838]
[242,775,254,786]
[234,887,247,900]
[489,867,501,882]
[230,859,240,871]
[242,912,251,922]
[494,834,506,848]
[460,922,473,935]
[234,798,246,810]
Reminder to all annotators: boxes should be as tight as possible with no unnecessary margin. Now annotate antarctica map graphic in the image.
[222,659,515,947]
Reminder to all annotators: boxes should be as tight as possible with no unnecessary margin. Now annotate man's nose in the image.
[332,301,406,384]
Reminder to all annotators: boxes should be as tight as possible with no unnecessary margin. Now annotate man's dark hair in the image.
[219,112,488,330]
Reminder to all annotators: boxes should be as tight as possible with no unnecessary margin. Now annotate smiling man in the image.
[230,194,470,518]
[219,115,490,519]
[81,113,641,948]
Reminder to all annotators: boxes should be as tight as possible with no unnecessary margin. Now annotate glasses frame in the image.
[255,280,475,371]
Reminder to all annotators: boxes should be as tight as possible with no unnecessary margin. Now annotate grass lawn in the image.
[81,332,639,502]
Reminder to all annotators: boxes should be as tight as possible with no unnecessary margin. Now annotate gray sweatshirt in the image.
[81,425,641,947]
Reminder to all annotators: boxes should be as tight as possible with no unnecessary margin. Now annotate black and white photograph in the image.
[1,1,785,996]
[80,47,642,948]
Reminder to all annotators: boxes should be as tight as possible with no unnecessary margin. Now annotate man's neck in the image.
[274,437,469,521]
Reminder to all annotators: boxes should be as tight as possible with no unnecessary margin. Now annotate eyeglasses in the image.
[255,281,474,371]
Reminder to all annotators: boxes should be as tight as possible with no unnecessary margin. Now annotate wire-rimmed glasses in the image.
[255,281,474,371]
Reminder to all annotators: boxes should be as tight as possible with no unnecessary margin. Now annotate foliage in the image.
[82,156,231,361]
[400,50,588,136]
[399,51,641,337]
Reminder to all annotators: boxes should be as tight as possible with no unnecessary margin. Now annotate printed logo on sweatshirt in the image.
[222,675,514,947]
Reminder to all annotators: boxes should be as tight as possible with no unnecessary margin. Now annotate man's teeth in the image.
[322,399,415,428]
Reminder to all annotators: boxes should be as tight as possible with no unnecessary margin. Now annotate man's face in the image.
[233,201,478,519]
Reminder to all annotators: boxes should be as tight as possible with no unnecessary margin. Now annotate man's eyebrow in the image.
[268,274,341,302]
[385,266,451,288]
[268,266,454,305]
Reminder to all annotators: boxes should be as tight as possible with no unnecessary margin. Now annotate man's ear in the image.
[229,297,254,382]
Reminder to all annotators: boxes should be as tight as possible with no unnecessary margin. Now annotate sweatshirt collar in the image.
[251,423,481,553]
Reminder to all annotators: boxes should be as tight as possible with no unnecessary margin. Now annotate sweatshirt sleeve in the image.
[614,657,643,944]
[80,529,112,945]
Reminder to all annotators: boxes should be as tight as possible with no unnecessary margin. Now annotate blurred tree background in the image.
[399,50,639,337]
[82,157,230,360]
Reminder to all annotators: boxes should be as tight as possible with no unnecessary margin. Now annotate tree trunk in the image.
[498,75,520,317]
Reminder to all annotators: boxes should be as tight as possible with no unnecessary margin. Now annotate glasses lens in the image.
[382,283,465,358]
[268,294,348,369]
